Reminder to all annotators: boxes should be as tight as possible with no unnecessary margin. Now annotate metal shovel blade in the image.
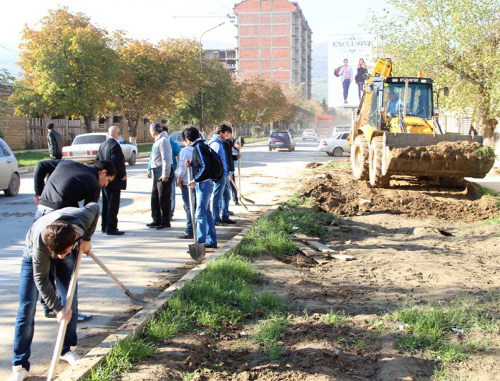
[188,242,206,261]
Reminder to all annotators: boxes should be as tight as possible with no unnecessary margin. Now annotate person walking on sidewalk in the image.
[97,126,127,236]
[146,123,173,230]
[9,203,100,381]
[46,122,63,160]
[209,124,236,225]
[184,127,217,248]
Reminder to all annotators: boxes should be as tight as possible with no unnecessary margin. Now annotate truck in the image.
[350,58,495,187]
[315,115,334,137]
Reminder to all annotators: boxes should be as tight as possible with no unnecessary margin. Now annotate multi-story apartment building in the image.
[233,0,312,99]
[203,49,237,76]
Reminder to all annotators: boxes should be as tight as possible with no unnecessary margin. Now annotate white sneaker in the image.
[8,366,28,381]
[60,350,82,366]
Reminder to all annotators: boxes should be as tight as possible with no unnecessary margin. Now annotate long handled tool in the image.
[88,251,143,302]
[237,137,255,204]
[187,167,205,261]
[47,250,83,381]
[229,176,248,211]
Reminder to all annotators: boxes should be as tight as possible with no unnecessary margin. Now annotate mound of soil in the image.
[302,165,500,222]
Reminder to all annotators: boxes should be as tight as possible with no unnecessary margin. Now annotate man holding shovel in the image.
[9,203,100,381]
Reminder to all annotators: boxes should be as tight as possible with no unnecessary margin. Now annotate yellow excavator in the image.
[350,58,495,187]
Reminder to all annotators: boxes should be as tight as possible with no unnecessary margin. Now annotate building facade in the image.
[233,0,312,98]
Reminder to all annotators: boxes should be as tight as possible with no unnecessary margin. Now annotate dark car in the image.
[268,130,296,152]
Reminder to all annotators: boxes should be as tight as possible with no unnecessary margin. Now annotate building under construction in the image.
[233,0,312,99]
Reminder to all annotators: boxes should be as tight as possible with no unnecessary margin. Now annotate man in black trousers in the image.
[97,126,127,235]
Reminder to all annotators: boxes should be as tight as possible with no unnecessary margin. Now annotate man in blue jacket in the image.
[184,127,217,248]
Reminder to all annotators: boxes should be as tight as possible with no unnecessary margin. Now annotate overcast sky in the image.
[0,0,387,76]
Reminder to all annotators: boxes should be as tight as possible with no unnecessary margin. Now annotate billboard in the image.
[328,34,378,108]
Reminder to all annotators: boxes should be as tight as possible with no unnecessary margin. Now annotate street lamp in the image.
[199,22,225,131]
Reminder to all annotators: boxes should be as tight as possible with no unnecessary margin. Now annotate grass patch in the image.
[323,160,351,170]
[476,146,496,159]
[86,254,291,380]
[320,310,347,324]
[386,294,499,377]
[254,315,290,359]
[14,152,50,167]
[86,338,157,381]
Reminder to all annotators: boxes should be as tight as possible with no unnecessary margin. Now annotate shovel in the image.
[237,137,255,204]
[47,249,83,381]
[229,176,248,211]
[187,167,205,261]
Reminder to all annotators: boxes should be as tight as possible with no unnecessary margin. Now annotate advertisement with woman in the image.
[328,34,377,108]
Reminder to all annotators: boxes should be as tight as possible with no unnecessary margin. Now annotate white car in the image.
[62,133,138,165]
[0,138,20,196]
[302,129,317,141]
[317,132,351,157]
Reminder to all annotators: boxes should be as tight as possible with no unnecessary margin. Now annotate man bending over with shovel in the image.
[9,203,100,381]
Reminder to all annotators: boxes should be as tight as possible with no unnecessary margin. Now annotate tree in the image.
[370,0,500,145]
[172,57,239,132]
[10,8,119,132]
[0,69,14,116]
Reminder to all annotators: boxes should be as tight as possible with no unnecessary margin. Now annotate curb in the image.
[57,203,283,380]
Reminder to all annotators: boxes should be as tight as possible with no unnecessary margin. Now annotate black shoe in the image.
[177,234,193,239]
[228,211,234,216]
[214,220,227,226]
[45,310,57,319]
[222,219,237,224]
[146,222,161,228]
[205,244,218,249]
[234,200,240,205]
[156,224,171,230]
[106,230,125,236]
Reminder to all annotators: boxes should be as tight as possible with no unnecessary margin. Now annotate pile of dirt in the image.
[301,165,500,222]
[391,140,492,161]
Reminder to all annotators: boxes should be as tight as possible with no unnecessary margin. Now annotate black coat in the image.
[97,138,127,190]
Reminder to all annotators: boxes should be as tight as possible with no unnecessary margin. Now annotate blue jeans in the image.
[212,174,230,222]
[171,175,176,217]
[180,184,194,236]
[195,180,216,246]
[342,79,351,102]
[12,252,78,371]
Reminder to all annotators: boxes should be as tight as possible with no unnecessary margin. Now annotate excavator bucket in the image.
[381,133,495,179]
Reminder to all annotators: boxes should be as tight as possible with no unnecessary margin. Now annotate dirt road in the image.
[120,161,500,381]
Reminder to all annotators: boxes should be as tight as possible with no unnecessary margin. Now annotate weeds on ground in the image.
[86,338,157,381]
[234,193,336,257]
[320,310,347,324]
[254,315,290,359]
[323,160,351,170]
[85,255,291,380]
[383,294,499,378]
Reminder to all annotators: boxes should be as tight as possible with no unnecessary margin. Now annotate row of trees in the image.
[7,8,320,142]
[371,0,500,143]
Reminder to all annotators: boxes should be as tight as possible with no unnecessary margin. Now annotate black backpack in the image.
[207,146,223,182]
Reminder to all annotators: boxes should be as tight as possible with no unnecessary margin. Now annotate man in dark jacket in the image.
[46,122,63,160]
[184,127,217,248]
[96,126,127,235]
[9,203,100,381]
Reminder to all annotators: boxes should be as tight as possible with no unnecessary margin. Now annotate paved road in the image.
[0,140,334,379]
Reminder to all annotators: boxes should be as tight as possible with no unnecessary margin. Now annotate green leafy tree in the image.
[0,68,14,115]
[10,7,119,132]
[370,0,500,144]
[172,57,239,132]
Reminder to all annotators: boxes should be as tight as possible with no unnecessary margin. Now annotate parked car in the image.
[0,138,20,196]
[317,132,351,157]
[62,133,138,165]
[169,130,207,148]
[302,129,317,141]
[268,130,296,152]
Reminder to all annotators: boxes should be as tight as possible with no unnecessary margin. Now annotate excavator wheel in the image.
[369,136,391,188]
[351,134,369,180]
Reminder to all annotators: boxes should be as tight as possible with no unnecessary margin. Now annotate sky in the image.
[0,0,387,77]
